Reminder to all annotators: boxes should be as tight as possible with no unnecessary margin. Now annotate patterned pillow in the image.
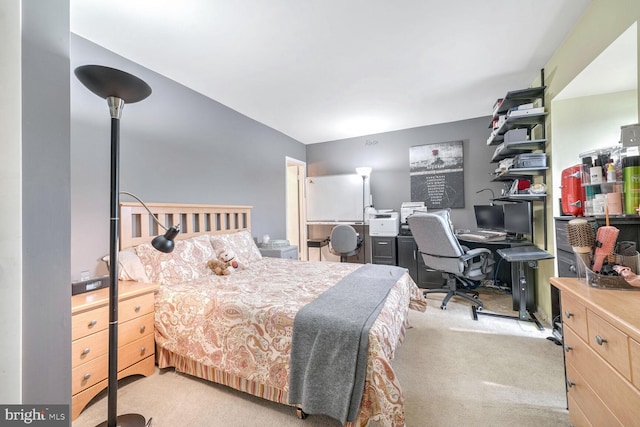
[210,230,262,266]
[134,235,215,285]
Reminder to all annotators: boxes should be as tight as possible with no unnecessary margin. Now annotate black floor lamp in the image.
[74,65,172,427]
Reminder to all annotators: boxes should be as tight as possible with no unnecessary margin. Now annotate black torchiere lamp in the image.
[75,65,176,427]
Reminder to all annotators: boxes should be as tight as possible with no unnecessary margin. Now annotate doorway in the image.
[286,157,307,260]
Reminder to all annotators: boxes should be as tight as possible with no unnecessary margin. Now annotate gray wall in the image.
[71,35,306,279]
[306,117,501,230]
[21,0,72,405]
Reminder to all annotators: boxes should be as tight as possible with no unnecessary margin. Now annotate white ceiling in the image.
[70,0,592,144]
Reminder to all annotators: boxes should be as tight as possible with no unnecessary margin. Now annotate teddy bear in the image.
[207,248,239,276]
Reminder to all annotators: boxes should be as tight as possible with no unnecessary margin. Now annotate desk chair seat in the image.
[329,224,363,262]
[408,210,494,310]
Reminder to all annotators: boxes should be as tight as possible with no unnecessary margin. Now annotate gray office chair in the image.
[329,224,363,262]
[407,210,494,310]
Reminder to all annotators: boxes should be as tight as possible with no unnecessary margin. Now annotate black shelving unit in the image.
[487,69,548,249]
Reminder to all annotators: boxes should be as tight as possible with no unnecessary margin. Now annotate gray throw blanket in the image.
[288,263,407,423]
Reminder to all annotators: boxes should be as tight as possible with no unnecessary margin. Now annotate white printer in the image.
[369,211,400,236]
[401,202,428,223]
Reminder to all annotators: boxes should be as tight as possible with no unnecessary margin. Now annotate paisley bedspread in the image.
[153,257,426,426]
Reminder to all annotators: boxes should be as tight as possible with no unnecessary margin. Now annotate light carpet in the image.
[73,288,569,427]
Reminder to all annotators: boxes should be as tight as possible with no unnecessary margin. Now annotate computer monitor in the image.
[473,205,505,231]
[502,202,532,237]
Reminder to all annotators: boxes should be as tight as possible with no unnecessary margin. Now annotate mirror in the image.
[551,21,638,217]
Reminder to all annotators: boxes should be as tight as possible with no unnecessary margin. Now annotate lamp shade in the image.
[74,65,152,103]
[356,167,372,177]
[151,226,180,253]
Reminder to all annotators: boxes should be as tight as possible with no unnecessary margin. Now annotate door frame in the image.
[285,157,307,260]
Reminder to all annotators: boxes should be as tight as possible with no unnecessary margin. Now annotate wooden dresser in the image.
[550,277,640,426]
[71,281,159,420]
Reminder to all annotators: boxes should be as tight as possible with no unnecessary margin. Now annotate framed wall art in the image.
[410,140,464,209]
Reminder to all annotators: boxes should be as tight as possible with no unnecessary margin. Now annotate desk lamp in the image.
[75,65,159,427]
[476,188,495,205]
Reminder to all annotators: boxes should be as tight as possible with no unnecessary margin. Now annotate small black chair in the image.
[329,224,363,262]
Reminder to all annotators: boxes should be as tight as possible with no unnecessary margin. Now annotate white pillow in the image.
[102,248,150,282]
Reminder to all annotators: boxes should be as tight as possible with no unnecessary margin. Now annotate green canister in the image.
[623,155,640,214]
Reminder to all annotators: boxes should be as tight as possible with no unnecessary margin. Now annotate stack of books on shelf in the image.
[507,102,544,117]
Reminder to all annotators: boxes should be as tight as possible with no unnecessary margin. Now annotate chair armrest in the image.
[461,248,494,274]
[460,248,492,261]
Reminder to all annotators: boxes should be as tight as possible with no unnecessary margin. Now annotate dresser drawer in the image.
[119,313,154,347]
[72,305,109,341]
[587,310,630,380]
[72,328,108,368]
[567,394,592,427]
[630,338,640,389]
[566,361,622,427]
[72,353,108,395]
[556,249,578,277]
[564,326,640,426]
[119,292,155,323]
[555,219,574,253]
[561,292,588,341]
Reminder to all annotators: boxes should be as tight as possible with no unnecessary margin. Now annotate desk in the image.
[307,239,329,261]
[457,236,535,311]
[473,246,553,330]
[307,223,369,263]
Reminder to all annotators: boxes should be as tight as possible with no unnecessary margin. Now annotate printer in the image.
[369,211,400,237]
[401,202,428,223]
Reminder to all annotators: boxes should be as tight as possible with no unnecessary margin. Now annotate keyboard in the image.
[457,230,507,241]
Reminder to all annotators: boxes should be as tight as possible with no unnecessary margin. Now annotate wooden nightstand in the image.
[71,281,159,420]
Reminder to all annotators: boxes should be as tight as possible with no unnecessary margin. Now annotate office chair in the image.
[329,224,363,262]
[407,210,494,310]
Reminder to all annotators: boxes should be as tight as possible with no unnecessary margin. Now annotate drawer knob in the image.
[595,335,607,346]
[135,305,141,312]
[83,373,91,381]
[140,346,146,355]
[140,325,146,333]
[566,379,575,388]
[81,347,91,356]
[564,310,574,319]
[563,344,572,353]
[569,264,576,273]
[88,319,97,327]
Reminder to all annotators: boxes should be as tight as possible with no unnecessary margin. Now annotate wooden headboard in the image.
[119,202,253,250]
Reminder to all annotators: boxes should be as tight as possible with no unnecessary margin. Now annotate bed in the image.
[118,202,427,426]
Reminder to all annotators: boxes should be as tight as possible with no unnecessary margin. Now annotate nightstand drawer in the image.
[119,293,155,322]
[72,353,108,395]
[561,292,588,341]
[587,311,630,380]
[72,328,108,368]
[119,334,154,371]
[72,305,109,341]
[119,313,154,347]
